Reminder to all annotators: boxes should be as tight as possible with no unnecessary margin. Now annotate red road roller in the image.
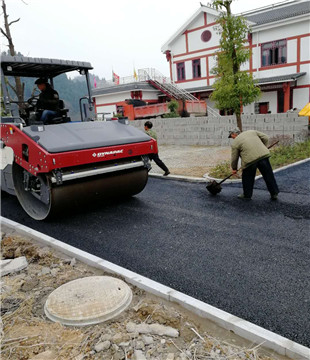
[1,56,157,220]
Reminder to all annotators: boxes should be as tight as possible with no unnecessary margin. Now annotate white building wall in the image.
[287,39,297,63]
[209,77,216,86]
[96,104,116,115]
[95,92,131,106]
[173,49,214,61]
[208,56,217,74]
[206,98,219,114]
[171,35,187,54]
[258,91,278,113]
[299,64,310,85]
[255,66,297,79]
[185,61,192,79]
[293,88,309,109]
[188,25,219,52]
[301,36,310,61]
[167,9,310,113]
[187,13,204,30]
[255,21,308,43]
[142,91,161,100]
[243,103,254,114]
[207,13,217,24]
[240,61,250,71]
[252,33,261,71]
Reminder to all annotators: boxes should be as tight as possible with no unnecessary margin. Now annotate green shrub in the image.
[162,112,179,118]
[168,99,178,113]
[208,161,232,178]
[269,139,310,168]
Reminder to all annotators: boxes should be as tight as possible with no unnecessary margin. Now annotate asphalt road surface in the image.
[1,161,310,347]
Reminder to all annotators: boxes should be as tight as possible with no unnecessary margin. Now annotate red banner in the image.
[112,71,120,85]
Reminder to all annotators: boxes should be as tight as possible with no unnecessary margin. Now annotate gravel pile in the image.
[149,145,231,177]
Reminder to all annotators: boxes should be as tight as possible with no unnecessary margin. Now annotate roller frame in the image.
[1,123,158,177]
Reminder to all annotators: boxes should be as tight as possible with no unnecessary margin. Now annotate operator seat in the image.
[46,99,71,124]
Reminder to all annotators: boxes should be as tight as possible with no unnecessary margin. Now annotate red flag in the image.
[112,71,120,85]
[94,77,97,88]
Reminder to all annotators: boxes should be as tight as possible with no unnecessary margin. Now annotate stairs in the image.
[148,79,198,101]
[139,69,220,117]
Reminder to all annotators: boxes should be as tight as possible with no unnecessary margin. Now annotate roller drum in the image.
[12,162,148,220]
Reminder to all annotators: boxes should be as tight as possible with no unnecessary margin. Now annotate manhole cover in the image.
[44,276,132,326]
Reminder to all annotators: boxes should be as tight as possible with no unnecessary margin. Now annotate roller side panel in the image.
[1,124,157,177]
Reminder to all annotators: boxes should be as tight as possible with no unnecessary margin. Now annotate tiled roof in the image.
[185,72,306,92]
[92,82,157,96]
[256,72,306,83]
[245,1,310,25]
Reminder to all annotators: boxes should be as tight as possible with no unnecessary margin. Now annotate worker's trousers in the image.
[242,157,279,198]
[149,153,169,173]
[40,110,57,124]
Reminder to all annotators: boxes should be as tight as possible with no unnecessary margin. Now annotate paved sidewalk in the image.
[149,145,231,177]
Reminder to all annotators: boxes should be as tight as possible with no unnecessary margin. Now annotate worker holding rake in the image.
[229,128,279,200]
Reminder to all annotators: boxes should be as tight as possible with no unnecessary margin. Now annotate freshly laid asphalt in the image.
[1,161,309,347]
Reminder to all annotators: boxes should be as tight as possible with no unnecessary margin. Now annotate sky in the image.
[1,0,288,80]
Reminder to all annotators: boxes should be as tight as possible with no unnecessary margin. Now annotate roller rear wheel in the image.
[12,162,148,220]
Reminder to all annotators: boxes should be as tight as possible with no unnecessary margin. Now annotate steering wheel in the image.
[27,96,39,107]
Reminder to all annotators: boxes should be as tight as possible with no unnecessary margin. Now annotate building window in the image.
[261,39,287,67]
[192,59,201,79]
[177,62,185,81]
[201,30,212,42]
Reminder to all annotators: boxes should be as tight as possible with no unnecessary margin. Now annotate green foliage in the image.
[208,160,232,178]
[210,0,260,129]
[208,139,310,179]
[162,112,179,118]
[168,99,179,113]
[162,100,179,118]
[269,139,310,168]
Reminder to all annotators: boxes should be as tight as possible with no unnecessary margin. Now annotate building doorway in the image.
[278,90,284,113]
[259,102,269,114]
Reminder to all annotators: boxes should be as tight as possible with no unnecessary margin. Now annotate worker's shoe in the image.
[238,194,251,200]
[270,194,278,200]
[163,171,170,176]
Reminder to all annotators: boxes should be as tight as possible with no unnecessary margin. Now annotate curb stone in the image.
[150,158,310,184]
[1,216,309,360]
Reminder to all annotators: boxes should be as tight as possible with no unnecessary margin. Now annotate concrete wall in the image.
[130,114,308,146]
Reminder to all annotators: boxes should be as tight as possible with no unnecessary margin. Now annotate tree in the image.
[210,0,260,131]
[0,0,24,105]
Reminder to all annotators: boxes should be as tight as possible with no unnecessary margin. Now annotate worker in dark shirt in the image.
[144,121,170,176]
[35,78,59,123]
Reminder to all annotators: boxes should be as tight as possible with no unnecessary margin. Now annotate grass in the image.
[208,139,310,179]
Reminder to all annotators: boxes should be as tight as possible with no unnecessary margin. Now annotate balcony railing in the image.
[98,68,171,88]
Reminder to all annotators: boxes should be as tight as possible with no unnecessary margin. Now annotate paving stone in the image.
[0,256,28,276]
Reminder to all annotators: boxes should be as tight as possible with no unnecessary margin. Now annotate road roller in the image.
[0,56,158,220]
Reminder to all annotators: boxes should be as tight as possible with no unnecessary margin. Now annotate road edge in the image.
[149,157,310,183]
[1,216,309,360]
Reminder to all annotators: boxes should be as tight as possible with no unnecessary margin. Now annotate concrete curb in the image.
[150,158,310,184]
[1,216,309,360]
[149,173,206,183]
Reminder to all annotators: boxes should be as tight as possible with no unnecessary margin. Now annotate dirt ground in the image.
[0,227,290,360]
[148,145,231,177]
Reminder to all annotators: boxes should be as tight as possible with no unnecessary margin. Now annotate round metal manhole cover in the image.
[44,276,132,326]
